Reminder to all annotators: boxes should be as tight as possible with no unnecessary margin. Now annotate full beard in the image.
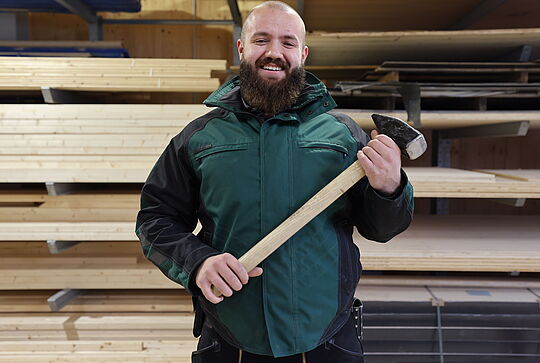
[239,58,305,116]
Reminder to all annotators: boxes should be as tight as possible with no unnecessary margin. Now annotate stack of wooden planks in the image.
[0,282,539,362]
[305,28,540,66]
[0,289,197,362]
[0,211,539,290]
[0,57,226,92]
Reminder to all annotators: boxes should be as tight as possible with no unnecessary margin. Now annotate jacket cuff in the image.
[185,246,221,296]
[369,169,410,200]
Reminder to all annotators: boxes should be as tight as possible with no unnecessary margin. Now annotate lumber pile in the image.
[0,57,226,92]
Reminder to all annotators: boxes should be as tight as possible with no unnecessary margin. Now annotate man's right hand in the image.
[195,253,263,304]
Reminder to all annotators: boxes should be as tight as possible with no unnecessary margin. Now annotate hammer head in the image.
[371,113,427,160]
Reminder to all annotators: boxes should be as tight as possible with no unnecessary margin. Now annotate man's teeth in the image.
[262,65,283,71]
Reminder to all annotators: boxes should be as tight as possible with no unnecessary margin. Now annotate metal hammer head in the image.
[371,113,427,160]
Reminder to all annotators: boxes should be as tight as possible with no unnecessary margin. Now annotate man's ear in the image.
[301,45,309,65]
[237,39,244,60]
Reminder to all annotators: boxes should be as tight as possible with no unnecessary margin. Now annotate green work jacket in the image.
[136,72,414,357]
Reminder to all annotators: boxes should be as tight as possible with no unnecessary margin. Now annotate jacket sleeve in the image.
[135,135,220,295]
[348,169,414,242]
[330,111,414,242]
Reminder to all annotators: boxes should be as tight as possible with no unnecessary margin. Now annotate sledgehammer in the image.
[212,114,427,297]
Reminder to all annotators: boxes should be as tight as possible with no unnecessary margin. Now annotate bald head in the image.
[241,1,306,46]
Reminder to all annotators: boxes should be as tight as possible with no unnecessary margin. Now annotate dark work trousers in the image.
[192,299,364,363]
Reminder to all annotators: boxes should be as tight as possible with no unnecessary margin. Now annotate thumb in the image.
[248,267,263,277]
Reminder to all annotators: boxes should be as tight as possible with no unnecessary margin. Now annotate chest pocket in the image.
[193,143,251,162]
[297,140,349,159]
[192,142,254,188]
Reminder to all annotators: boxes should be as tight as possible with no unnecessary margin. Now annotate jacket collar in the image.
[203,71,337,121]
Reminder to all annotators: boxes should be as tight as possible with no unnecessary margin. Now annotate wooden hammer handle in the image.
[212,160,366,297]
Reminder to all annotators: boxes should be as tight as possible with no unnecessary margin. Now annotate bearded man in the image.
[136,1,413,362]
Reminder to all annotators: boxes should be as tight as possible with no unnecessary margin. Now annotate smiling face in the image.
[238,5,308,83]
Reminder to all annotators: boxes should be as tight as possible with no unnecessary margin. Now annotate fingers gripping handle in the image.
[211,161,366,298]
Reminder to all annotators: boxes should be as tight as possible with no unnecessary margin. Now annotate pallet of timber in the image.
[356,215,540,273]
[0,57,226,92]
[306,28,540,66]
[0,222,136,241]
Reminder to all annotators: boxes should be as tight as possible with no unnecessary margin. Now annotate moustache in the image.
[255,57,290,71]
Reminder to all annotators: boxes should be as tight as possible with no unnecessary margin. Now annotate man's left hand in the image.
[357,130,402,196]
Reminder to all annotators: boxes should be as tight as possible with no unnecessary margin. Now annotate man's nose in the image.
[264,41,283,59]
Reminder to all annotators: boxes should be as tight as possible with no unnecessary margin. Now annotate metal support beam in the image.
[449,0,507,30]
[47,240,81,254]
[41,87,88,104]
[0,12,29,40]
[88,16,103,41]
[47,289,82,312]
[296,0,305,18]
[439,121,529,139]
[232,24,242,66]
[45,182,95,196]
[426,287,445,363]
[53,0,102,40]
[228,0,242,66]
[431,131,451,215]
[489,198,527,208]
[227,0,242,27]
[398,83,421,128]
[498,45,533,62]
[54,0,98,23]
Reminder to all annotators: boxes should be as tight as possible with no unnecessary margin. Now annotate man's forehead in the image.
[244,7,305,40]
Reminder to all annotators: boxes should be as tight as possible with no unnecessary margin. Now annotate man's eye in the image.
[255,39,267,44]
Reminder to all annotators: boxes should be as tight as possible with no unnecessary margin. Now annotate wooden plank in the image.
[0,290,192,313]
[0,313,193,330]
[0,222,137,241]
[0,341,143,352]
